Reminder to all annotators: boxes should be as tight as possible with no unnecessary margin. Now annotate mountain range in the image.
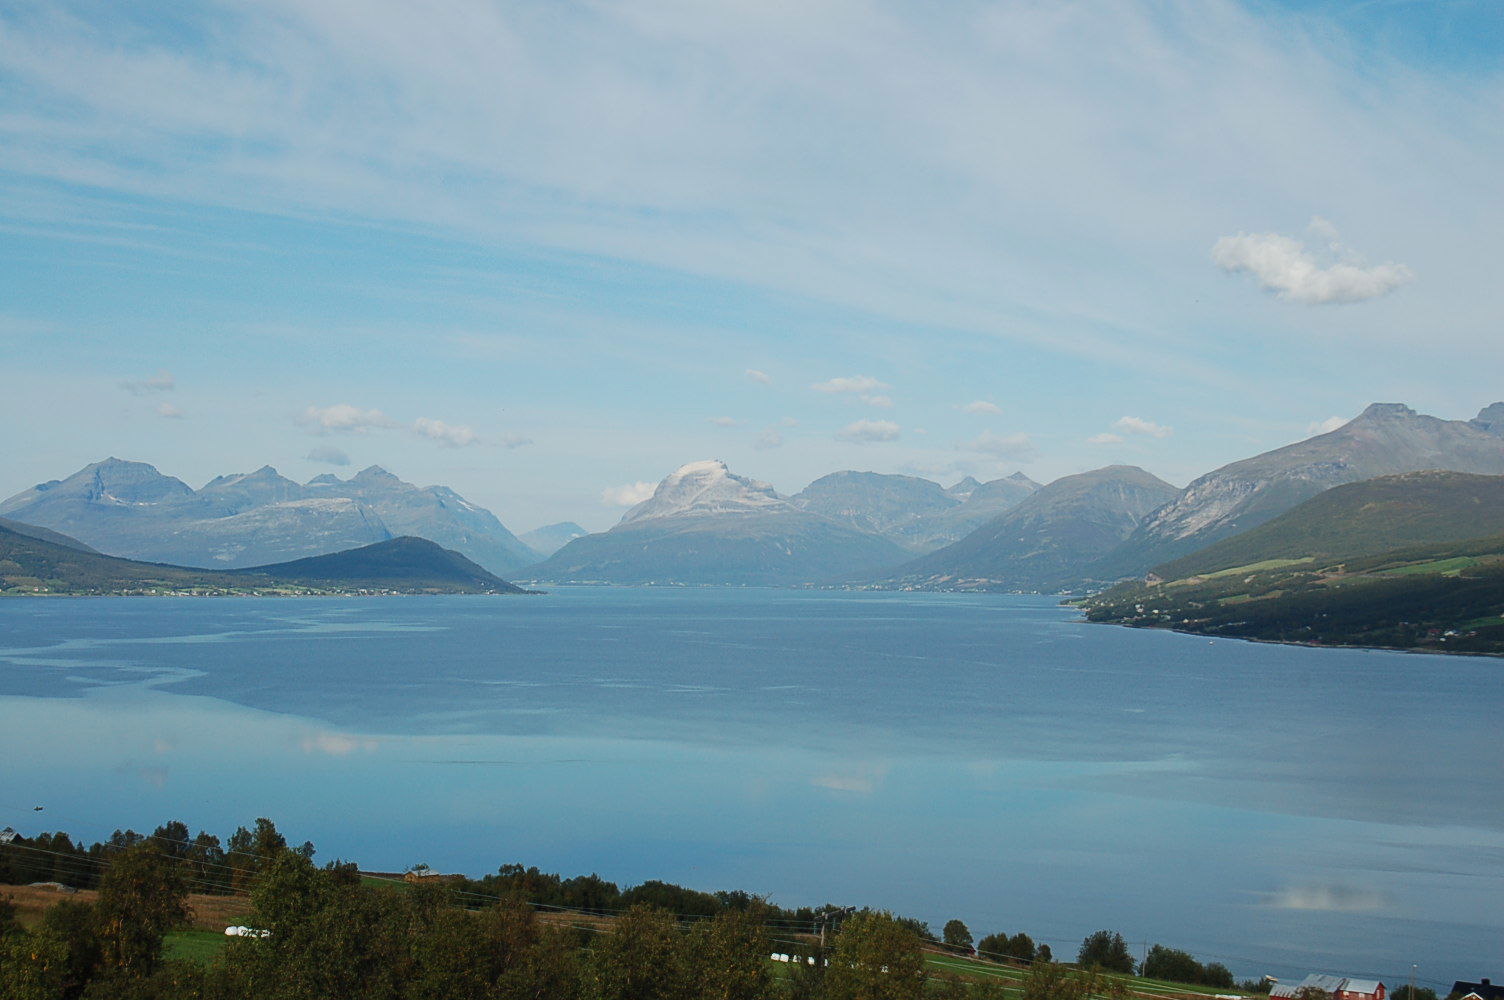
[0,521,525,596]
[1086,402,1504,581]
[526,460,911,585]
[6,400,1502,596]
[867,465,1179,591]
[0,460,537,576]
[1081,471,1504,654]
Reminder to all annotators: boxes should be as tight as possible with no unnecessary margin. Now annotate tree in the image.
[1021,963,1129,1000]
[1077,929,1135,974]
[824,910,927,1000]
[1141,944,1203,984]
[95,844,190,979]
[685,908,772,1000]
[942,919,972,953]
[1204,962,1235,988]
[1390,988,1438,1000]
[1037,943,1052,963]
[587,905,691,1000]
[0,929,71,1000]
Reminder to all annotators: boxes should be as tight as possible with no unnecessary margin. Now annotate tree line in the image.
[1,816,1345,1000]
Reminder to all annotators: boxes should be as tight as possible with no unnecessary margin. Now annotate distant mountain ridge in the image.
[0,523,525,595]
[1081,472,1504,655]
[518,522,588,558]
[1086,402,1504,582]
[0,459,534,575]
[869,465,1179,591]
[790,470,1039,552]
[1149,470,1504,582]
[528,460,909,585]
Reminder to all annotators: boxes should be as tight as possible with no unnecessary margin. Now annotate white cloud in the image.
[708,415,740,427]
[780,417,799,427]
[412,417,479,448]
[1212,222,1414,305]
[121,370,175,395]
[305,445,351,466]
[813,375,888,395]
[753,427,784,450]
[966,430,1033,458]
[1306,415,1349,436]
[837,418,900,443]
[602,481,657,506]
[745,369,770,384]
[297,403,395,434]
[155,402,183,419]
[861,395,894,409]
[1113,416,1172,438]
[498,433,533,449]
[959,400,1002,415]
[1087,432,1124,445]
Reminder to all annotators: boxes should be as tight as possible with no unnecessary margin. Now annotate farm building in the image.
[1452,978,1504,1000]
[1270,973,1385,1000]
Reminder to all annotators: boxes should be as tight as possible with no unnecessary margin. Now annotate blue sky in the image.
[1,0,1501,532]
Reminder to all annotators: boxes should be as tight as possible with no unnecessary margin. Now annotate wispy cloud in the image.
[814,375,888,395]
[412,416,478,448]
[1113,416,1172,439]
[753,427,784,449]
[1087,432,1123,445]
[708,415,740,427]
[602,481,656,506]
[966,430,1032,459]
[297,403,396,434]
[1306,415,1349,436]
[155,402,183,420]
[745,369,770,384]
[305,445,351,466]
[959,400,1001,415]
[837,418,900,443]
[1212,219,1414,305]
[121,370,175,395]
[861,395,894,409]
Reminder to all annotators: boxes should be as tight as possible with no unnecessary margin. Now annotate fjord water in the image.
[1,590,1498,984]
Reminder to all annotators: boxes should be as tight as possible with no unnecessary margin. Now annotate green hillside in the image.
[0,524,525,596]
[1151,470,1504,582]
[233,536,527,593]
[1082,531,1504,654]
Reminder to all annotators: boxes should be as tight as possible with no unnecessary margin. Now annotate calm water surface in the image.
[1,589,1499,986]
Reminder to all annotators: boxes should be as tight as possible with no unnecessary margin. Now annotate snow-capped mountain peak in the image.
[620,460,790,524]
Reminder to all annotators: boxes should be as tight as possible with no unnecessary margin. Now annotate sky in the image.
[1,0,1501,533]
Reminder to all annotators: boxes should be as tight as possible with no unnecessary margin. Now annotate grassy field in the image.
[164,929,228,964]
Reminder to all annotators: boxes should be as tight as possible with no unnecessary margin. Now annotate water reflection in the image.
[0,591,1499,987]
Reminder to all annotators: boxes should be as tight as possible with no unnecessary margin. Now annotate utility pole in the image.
[1411,964,1418,1000]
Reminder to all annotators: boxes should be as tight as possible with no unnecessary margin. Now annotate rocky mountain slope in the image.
[1149,471,1504,582]
[790,470,1039,552]
[1088,402,1504,581]
[870,465,1179,591]
[0,459,534,575]
[527,460,908,585]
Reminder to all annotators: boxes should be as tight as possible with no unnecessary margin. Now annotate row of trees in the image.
[1,839,1170,1000]
[0,819,310,896]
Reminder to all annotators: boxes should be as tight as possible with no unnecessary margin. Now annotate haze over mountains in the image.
[869,465,1179,591]
[0,460,536,575]
[6,401,1502,594]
